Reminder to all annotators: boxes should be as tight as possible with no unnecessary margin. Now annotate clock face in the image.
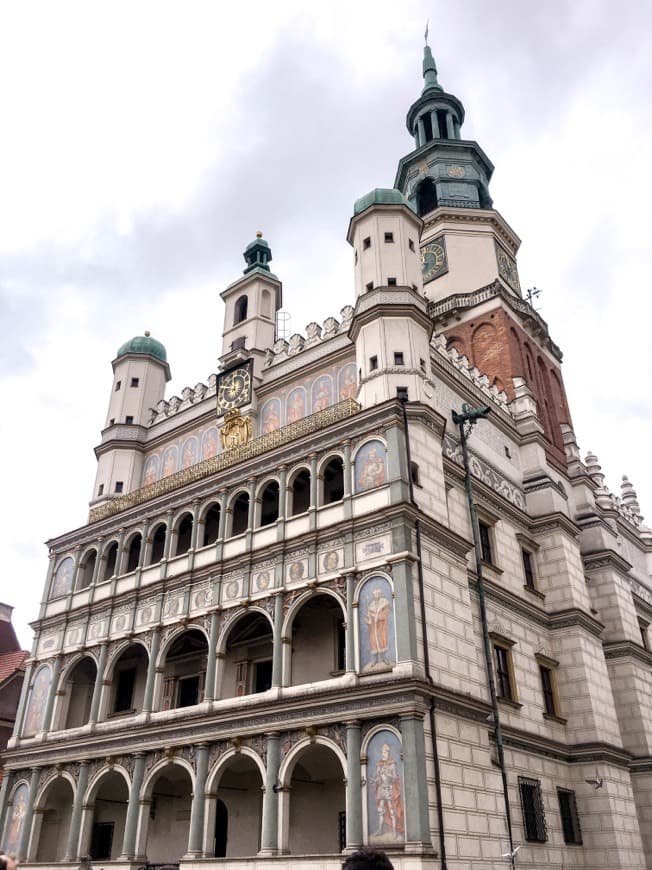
[217,364,252,414]
[495,244,521,292]
[421,237,448,283]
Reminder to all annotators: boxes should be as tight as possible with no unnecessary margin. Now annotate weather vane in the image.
[525,286,542,308]
[424,19,429,44]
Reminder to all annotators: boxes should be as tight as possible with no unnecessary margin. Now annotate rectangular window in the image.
[384,231,394,243]
[478,520,493,564]
[130,377,140,387]
[519,777,547,842]
[366,281,374,292]
[109,418,115,426]
[115,380,121,391]
[254,660,273,693]
[494,644,515,701]
[410,461,421,486]
[639,618,649,650]
[557,788,582,845]
[394,351,404,365]
[114,668,136,713]
[387,277,397,286]
[177,675,200,707]
[409,239,415,251]
[369,355,378,371]
[363,236,371,249]
[522,549,536,589]
[115,481,124,493]
[539,664,557,716]
[98,484,104,496]
[125,415,134,424]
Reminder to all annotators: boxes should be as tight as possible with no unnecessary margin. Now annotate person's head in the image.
[342,849,394,870]
[0,853,18,870]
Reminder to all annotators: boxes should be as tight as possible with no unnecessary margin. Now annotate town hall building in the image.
[2,43,652,870]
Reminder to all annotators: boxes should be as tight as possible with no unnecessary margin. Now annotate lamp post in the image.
[452,404,516,866]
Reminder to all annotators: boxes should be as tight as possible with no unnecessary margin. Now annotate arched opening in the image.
[420,111,433,142]
[87,770,129,861]
[126,534,142,572]
[109,644,148,717]
[203,503,221,546]
[261,289,272,318]
[210,756,263,857]
[416,177,437,217]
[161,629,208,710]
[322,457,344,505]
[175,512,193,556]
[231,492,250,536]
[222,613,273,699]
[78,549,97,589]
[35,777,74,863]
[290,468,310,515]
[149,523,166,564]
[145,765,192,864]
[103,542,118,581]
[260,481,280,526]
[63,657,97,729]
[286,744,345,854]
[291,596,345,686]
[234,295,248,324]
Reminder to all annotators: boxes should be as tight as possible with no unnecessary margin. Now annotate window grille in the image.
[519,776,547,842]
[557,787,582,845]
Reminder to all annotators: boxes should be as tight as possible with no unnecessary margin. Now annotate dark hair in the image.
[0,856,7,870]
[342,849,394,870]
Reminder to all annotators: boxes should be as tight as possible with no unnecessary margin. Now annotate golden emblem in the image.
[447,164,465,178]
[220,408,252,451]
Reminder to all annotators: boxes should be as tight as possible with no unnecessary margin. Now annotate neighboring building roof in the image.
[353,187,413,215]
[116,331,168,363]
[0,650,28,687]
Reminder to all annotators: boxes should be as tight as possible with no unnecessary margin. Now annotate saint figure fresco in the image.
[366,730,405,844]
[4,783,29,856]
[359,576,396,673]
[286,388,306,424]
[143,454,159,486]
[201,427,219,459]
[262,398,281,433]
[311,375,332,412]
[162,445,178,477]
[338,363,357,400]
[50,556,74,599]
[354,440,387,492]
[181,436,198,469]
[23,665,52,736]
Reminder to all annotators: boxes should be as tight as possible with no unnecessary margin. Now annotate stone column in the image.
[186,744,209,856]
[13,660,33,739]
[260,732,280,854]
[417,118,426,147]
[89,643,108,724]
[430,110,440,138]
[119,753,146,859]
[71,545,82,592]
[400,713,431,847]
[204,611,219,702]
[278,466,288,519]
[345,721,363,849]
[190,499,201,550]
[272,593,284,688]
[114,528,127,576]
[162,510,175,572]
[345,573,356,674]
[41,655,63,733]
[343,441,352,498]
[392,558,418,664]
[17,767,41,861]
[248,477,257,530]
[142,627,161,714]
[446,113,455,139]
[91,538,104,586]
[64,760,90,860]
[309,453,318,508]
[217,490,228,540]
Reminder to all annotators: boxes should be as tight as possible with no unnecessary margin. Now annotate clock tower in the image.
[395,41,573,470]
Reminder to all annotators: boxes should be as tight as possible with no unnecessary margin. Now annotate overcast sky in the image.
[2,1,651,649]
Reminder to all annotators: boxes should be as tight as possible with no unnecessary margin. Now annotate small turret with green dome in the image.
[117,331,168,363]
[353,188,414,216]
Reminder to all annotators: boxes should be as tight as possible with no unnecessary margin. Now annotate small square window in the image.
[125,415,134,424]
[115,481,124,493]
[522,549,536,589]
[410,462,421,486]
[394,352,404,365]
[109,418,115,426]
[478,520,494,564]
[98,484,104,496]
[366,281,374,292]
[130,377,139,387]
[363,237,371,250]
[369,355,378,371]
[557,788,582,845]
[115,380,121,391]
[387,277,397,286]
[384,232,394,243]
[409,239,415,251]
[519,777,547,842]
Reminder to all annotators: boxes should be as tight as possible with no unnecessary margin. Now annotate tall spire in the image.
[422,44,442,94]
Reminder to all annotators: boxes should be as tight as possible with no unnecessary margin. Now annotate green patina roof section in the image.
[353,188,414,215]
[117,333,167,362]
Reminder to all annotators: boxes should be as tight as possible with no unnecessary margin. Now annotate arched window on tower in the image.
[322,457,344,505]
[416,178,438,217]
[234,295,248,324]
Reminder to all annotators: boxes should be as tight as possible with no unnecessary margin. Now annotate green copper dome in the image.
[117,332,167,363]
[353,188,413,215]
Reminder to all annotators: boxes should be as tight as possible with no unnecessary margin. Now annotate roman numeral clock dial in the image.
[216,363,252,414]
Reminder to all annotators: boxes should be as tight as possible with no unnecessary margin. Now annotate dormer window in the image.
[234,295,248,324]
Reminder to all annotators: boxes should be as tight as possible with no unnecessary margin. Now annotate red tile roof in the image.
[0,650,29,686]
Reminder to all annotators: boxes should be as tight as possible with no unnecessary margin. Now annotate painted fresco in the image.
[286,387,306,424]
[366,729,405,845]
[358,576,396,673]
[311,375,332,412]
[161,445,178,477]
[3,782,29,856]
[255,570,272,591]
[287,559,307,583]
[201,426,219,459]
[23,665,52,736]
[321,549,340,572]
[181,436,198,468]
[338,363,357,400]
[354,440,387,492]
[50,556,74,599]
[261,398,281,433]
[142,454,159,486]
